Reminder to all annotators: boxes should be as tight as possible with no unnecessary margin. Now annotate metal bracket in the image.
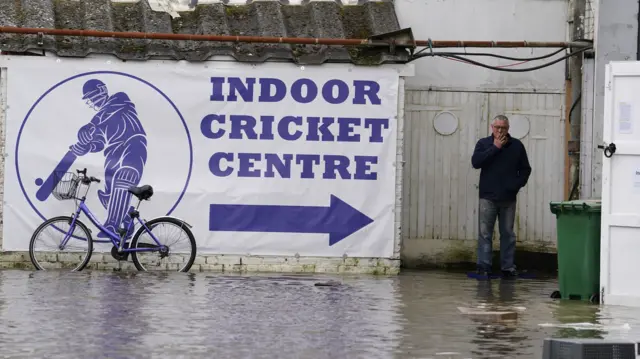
[368,28,416,56]
[389,40,396,55]
[37,32,44,46]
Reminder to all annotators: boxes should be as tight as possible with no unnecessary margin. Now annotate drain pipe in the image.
[0,26,593,49]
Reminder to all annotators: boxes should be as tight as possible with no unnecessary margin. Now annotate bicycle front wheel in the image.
[29,216,94,271]
[130,217,197,272]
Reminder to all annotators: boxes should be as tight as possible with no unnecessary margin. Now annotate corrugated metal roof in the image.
[0,0,410,65]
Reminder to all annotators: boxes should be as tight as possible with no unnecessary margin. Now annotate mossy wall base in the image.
[0,252,401,275]
[401,238,558,274]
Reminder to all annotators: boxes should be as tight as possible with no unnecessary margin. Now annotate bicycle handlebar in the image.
[76,168,101,183]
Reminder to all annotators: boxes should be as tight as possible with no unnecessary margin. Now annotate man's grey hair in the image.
[492,114,509,125]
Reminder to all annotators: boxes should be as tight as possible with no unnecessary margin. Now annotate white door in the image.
[600,61,640,307]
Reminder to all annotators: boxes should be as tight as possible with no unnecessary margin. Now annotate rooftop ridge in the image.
[0,0,407,64]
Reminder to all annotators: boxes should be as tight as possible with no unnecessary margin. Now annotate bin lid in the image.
[550,199,601,214]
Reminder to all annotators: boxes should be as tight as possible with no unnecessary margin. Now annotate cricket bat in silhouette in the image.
[35,150,77,201]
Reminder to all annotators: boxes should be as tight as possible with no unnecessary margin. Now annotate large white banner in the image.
[0,56,400,258]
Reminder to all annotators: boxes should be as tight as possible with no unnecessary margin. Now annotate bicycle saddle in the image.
[128,185,154,201]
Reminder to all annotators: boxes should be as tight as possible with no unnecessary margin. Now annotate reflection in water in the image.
[93,272,149,358]
[471,280,529,359]
[549,300,604,339]
[0,269,637,358]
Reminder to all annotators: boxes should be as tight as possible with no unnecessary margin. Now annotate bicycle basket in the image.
[51,172,81,200]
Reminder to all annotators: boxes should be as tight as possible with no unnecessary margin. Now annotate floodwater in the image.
[0,269,638,359]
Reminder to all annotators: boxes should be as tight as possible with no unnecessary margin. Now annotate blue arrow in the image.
[209,195,374,246]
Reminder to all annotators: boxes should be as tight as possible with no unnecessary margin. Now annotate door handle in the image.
[597,142,616,158]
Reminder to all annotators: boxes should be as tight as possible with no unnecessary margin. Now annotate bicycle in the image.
[29,168,197,272]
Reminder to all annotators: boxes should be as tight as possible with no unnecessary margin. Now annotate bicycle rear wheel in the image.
[29,216,94,271]
[130,217,197,272]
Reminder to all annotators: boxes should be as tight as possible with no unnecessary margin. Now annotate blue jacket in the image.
[471,134,531,202]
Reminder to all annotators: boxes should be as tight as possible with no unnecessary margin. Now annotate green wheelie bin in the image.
[549,199,601,303]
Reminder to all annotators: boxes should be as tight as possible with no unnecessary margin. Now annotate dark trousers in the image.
[477,198,517,272]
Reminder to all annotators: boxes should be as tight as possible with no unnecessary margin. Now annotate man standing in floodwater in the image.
[471,114,531,278]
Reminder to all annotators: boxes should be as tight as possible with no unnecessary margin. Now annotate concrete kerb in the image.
[0,252,401,274]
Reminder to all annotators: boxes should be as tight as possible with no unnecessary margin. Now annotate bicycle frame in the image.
[59,197,164,253]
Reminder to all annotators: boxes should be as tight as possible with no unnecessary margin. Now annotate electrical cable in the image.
[407,45,592,72]
[567,92,582,200]
[413,47,566,61]
[569,165,580,200]
[408,46,590,71]
[568,92,582,124]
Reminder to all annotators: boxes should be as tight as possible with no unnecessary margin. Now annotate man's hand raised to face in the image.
[494,134,505,149]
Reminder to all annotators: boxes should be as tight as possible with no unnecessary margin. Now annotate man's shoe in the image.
[475,268,492,279]
[502,269,518,279]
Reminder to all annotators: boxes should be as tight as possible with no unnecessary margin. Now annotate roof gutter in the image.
[0,26,593,49]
